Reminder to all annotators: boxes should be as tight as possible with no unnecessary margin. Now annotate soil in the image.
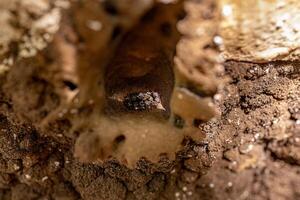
[0,0,300,200]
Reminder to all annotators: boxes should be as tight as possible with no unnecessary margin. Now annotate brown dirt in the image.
[0,0,300,200]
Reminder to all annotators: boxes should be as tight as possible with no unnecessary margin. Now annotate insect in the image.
[75,0,221,167]
[105,2,182,118]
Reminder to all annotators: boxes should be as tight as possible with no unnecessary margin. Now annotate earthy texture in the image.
[0,0,299,200]
[221,0,300,62]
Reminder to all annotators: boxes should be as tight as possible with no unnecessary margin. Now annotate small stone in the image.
[54,161,60,167]
[42,176,48,182]
[239,143,254,154]
[25,174,31,180]
[13,164,20,171]
[227,182,233,187]
[86,20,102,31]
[228,161,238,171]
[213,36,223,46]
[254,133,261,140]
